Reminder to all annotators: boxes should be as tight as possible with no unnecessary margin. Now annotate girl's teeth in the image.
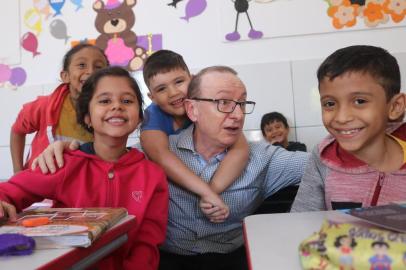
[108,118,124,123]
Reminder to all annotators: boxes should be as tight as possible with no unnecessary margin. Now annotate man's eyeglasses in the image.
[191,98,256,114]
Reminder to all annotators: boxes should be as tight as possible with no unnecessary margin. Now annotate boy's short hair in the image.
[142,50,190,87]
[260,112,289,137]
[317,45,401,101]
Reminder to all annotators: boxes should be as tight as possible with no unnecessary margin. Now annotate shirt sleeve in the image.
[140,103,172,135]
[290,146,327,212]
[0,167,65,212]
[263,145,309,198]
[11,97,46,134]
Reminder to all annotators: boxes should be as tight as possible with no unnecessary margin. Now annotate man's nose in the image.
[230,104,244,120]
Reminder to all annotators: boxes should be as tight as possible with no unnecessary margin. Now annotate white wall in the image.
[1,1,406,179]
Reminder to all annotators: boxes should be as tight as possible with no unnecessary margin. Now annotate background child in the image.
[260,111,307,152]
[141,50,249,222]
[291,45,406,212]
[10,43,109,173]
[256,111,307,214]
[0,66,168,270]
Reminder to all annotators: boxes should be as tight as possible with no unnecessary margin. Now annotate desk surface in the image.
[0,215,135,270]
[243,211,361,270]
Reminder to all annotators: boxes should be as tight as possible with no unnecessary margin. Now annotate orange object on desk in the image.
[22,217,50,227]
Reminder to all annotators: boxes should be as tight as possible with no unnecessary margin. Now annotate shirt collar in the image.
[175,124,227,163]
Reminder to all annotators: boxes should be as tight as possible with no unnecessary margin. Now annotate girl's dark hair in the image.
[260,112,289,136]
[317,45,400,101]
[76,66,144,133]
[62,43,109,71]
[334,235,357,248]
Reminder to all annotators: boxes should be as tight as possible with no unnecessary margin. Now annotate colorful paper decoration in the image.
[49,19,70,43]
[21,32,41,57]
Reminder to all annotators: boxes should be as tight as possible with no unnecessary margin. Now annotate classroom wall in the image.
[1,1,406,179]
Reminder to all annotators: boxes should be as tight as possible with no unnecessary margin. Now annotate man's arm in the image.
[290,148,327,212]
[263,145,309,197]
[10,131,26,173]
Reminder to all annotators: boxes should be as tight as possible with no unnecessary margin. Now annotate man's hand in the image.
[0,201,17,222]
[31,140,79,174]
[199,192,230,223]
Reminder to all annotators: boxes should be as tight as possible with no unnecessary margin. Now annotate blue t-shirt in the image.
[141,103,191,136]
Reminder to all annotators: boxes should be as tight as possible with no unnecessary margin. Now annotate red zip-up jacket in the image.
[11,84,70,169]
[0,148,168,270]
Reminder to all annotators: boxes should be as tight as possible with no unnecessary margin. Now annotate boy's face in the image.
[319,72,392,158]
[147,68,191,118]
[263,121,289,146]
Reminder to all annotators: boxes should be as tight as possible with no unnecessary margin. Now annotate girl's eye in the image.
[78,63,86,68]
[98,99,110,104]
[122,99,133,104]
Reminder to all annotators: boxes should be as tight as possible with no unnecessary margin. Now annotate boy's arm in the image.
[140,130,228,211]
[10,131,26,173]
[209,134,249,193]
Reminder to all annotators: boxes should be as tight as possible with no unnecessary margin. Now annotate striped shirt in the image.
[161,125,309,255]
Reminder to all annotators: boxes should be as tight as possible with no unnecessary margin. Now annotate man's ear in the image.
[388,93,406,121]
[60,71,69,83]
[184,99,198,122]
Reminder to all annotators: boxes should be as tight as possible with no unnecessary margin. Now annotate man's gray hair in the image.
[187,66,238,98]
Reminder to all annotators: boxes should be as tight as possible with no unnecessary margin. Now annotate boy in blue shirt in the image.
[141,50,249,222]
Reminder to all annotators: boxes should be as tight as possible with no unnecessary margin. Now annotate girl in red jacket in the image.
[0,66,169,270]
[10,43,109,173]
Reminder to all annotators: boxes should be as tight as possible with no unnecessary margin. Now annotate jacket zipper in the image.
[370,173,384,206]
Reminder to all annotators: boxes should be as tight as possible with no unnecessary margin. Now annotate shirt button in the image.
[108,171,114,179]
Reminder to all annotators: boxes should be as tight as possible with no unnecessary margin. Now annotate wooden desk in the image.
[0,215,135,270]
[243,211,359,270]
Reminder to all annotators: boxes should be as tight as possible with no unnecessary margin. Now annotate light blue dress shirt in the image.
[161,125,309,255]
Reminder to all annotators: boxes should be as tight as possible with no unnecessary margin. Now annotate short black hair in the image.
[317,45,400,101]
[142,49,190,87]
[260,112,289,137]
[62,43,108,71]
[77,66,144,133]
[371,241,390,249]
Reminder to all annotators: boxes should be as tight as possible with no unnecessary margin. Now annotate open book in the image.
[347,203,406,233]
[0,207,128,248]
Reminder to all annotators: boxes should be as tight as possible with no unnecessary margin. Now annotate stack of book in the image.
[0,207,128,248]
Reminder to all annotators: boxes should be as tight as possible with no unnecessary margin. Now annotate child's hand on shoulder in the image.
[0,201,17,222]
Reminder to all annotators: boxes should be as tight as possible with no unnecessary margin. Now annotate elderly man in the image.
[31,65,309,270]
[159,66,308,270]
